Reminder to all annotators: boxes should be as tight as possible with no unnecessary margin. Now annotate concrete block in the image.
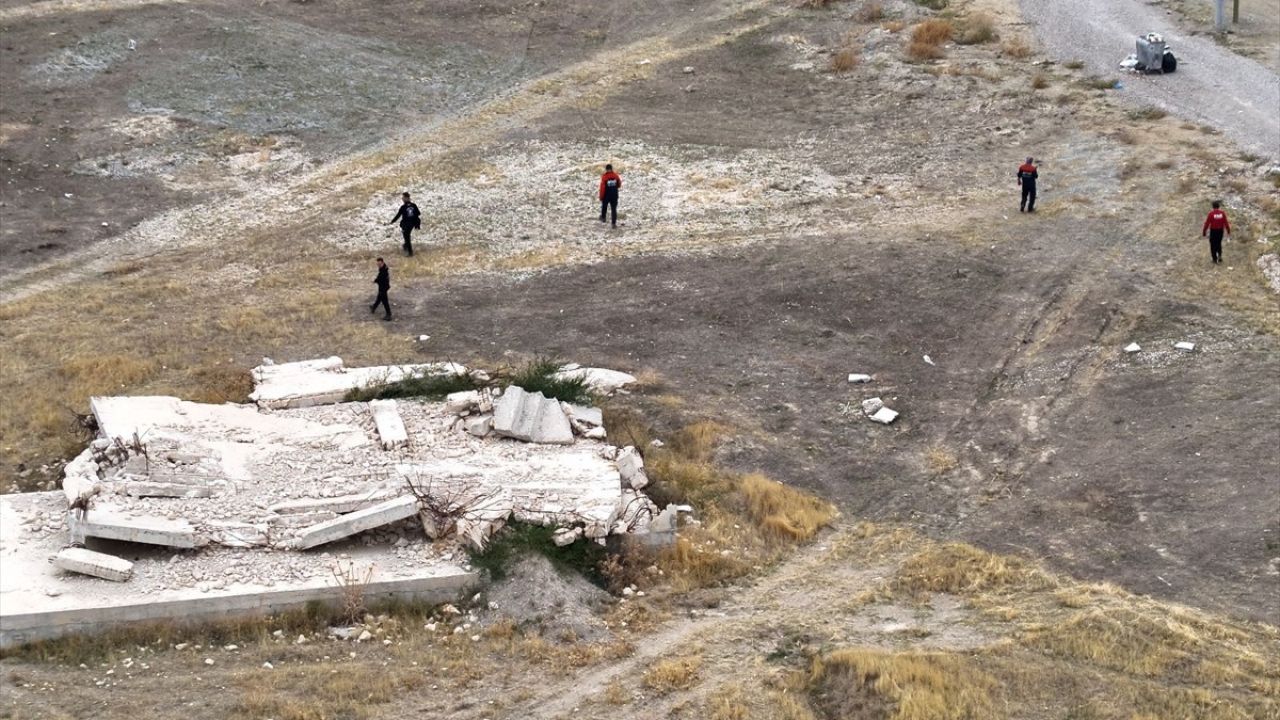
[369,399,409,450]
[207,521,271,548]
[464,414,493,438]
[616,447,649,490]
[552,366,636,395]
[1174,341,1196,352]
[69,510,198,548]
[562,403,603,429]
[492,387,574,445]
[869,407,899,425]
[847,373,873,383]
[249,358,468,409]
[861,397,884,415]
[122,482,212,499]
[1124,343,1142,353]
[55,548,133,582]
[552,527,583,547]
[294,496,418,550]
[444,391,482,415]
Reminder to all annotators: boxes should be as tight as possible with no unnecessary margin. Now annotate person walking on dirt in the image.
[1017,157,1038,213]
[599,164,622,228]
[370,257,392,321]
[389,192,421,257]
[1202,200,1232,265]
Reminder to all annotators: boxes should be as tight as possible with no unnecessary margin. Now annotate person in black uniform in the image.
[389,192,421,256]
[370,257,391,321]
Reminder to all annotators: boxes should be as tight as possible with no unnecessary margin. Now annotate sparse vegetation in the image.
[854,1,884,23]
[643,654,703,693]
[1002,37,1032,58]
[830,45,862,73]
[1128,106,1168,121]
[1064,59,1085,69]
[908,19,953,60]
[345,368,481,402]
[1031,72,1050,89]
[1082,75,1118,90]
[911,0,948,9]
[955,12,997,45]
[504,357,597,405]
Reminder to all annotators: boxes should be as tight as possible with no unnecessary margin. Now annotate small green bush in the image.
[346,370,481,402]
[467,523,608,585]
[506,358,596,405]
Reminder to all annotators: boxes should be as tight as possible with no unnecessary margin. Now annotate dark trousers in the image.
[600,193,618,226]
[371,288,391,318]
[1020,183,1037,212]
[400,225,414,256]
[1209,229,1224,263]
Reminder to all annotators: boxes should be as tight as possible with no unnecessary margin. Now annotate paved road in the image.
[1021,0,1280,160]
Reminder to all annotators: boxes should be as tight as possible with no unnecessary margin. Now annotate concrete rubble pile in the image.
[43,357,674,585]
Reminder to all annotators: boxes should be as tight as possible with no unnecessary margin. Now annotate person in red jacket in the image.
[599,164,622,228]
[1201,200,1231,264]
[1017,157,1038,212]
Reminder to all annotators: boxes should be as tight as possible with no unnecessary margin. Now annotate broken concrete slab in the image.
[68,510,198,549]
[562,402,603,428]
[122,482,213,499]
[1174,341,1196,352]
[294,495,418,550]
[870,407,899,425]
[616,446,649,490]
[552,527,584,547]
[444,391,483,415]
[206,521,270,549]
[369,399,409,450]
[552,366,636,395]
[249,357,468,409]
[465,414,493,438]
[55,548,134,582]
[492,386,574,445]
[847,373,873,383]
[1124,343,1142,353]
[453,490,513,551]
[861,397,884,415]
[268,489,396,515]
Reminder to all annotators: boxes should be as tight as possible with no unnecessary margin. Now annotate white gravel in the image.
[1021,0,1280,160]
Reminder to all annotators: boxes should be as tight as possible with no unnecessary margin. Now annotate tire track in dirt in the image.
[0,0,777,304]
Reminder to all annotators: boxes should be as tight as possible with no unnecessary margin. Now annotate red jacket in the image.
[1202,209,1230,235]
[599,171,622,200]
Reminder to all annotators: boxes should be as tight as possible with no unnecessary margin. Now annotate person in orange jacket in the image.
[599,164,622,228]
[1201,200,1231,264]
[1017,157,1038,213]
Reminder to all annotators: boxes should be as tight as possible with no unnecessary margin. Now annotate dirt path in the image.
[0,0,776,303]
[1020,0,1280,159]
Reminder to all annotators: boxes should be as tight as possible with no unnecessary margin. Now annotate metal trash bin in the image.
[1135,33,1166,72]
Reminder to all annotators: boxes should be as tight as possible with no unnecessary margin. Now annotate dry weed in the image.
[1030,73,1049,89]
[806,649,997,720]
[955,12,996,45]
[643,654,703,693]
[1002,37,1032,58]
[602,679,630,705]
[741,473,837,542]
[907,19,952,60]
[854,1,884,22]
[924,446,958,475]
[830,45,862,73]
[882,20,906,33]
[894,543,1056,596]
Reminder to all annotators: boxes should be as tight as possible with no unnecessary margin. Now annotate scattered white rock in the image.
[1256,253,1280,294]
[492,386,574,444]
[1174,341,1196,352]
[615,446,649,490]
[870,407,899,425]
[682,66,695,74]
[923,355,935,366]
[1124,343,1142,353]
[861,397,884,415]
[847,373,873,383]
[552,527,584,547]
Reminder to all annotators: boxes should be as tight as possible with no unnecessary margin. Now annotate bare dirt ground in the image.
[2,0,1279,716]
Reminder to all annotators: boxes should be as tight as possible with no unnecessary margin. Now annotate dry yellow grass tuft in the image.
[1002,37,1032,58]
[741,473,838,542]
[924,445,958,475]
[601,678,630,705]
[643,654,703,693]
[955,12,996,45]
[894,542,1055,596]
[855,0,884,23]
[830,45,862,73]
[908,19,952,60]
[1031,72,1050,89]
[806,649,997,720]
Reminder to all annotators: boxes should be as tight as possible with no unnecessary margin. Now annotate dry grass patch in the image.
[643,654,703,693]
[894,543,1056,597]
[741,473,837,542]
[924,445,958,475]
[601,678,630,705]
[805,649,997,720]
[830,45,862,73]
[1030,72,1049,89]
[882,19,905,33]
[1001,37,1032,58]
[854,0,884,22]
[907,19,953,62]
[955,12,996,45]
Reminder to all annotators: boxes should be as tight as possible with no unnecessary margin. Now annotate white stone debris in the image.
[562,402,604,437]
[847,373,873,384]
[122,482,213,498]
[551,366,637,395]
[861,397,885,416]
[368,399,409,450]
[869,407,900,425]
[464,414,494,438]
[923,355,935,366]
[492,386,574,445]
[55,548,134,582]
[615,446,649,490]
[1124,343,1142,353]
[552,527,584,547]
[683,66,695,74]
[249,357,468,409]
[444,390,484,415]
[1174,341,1196,352]
[268,488,396,515]
[1258,253,1280,294]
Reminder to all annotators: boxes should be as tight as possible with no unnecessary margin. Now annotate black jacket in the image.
[374,266,390,290]
[392,202,421,229]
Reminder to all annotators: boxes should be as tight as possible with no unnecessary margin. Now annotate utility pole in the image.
[1233,0,1240,24]
[1214,0,1226,31]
